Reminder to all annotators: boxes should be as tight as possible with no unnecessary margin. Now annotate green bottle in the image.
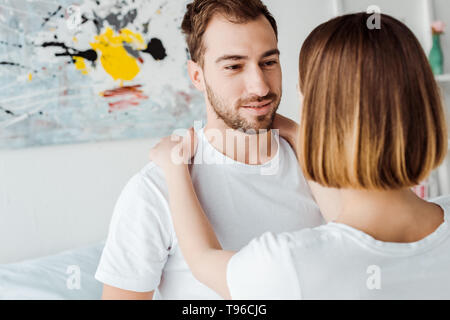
[429,34,444,75]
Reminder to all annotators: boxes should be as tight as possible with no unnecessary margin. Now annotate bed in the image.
[0,241,105,300]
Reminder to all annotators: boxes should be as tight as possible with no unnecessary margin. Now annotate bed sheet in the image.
[0,241,105,300]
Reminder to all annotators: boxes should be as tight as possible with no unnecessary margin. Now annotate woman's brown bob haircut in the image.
[298,13,448,190]
[181,0,278,66]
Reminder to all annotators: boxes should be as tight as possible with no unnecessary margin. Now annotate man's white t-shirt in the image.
[94,128,324,299]
[227,195,450,299]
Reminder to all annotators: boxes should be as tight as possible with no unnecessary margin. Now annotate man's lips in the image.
[241,101,273,116]
[241,100,273,108]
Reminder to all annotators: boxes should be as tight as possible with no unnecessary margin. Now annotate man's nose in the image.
[245,66,270,98]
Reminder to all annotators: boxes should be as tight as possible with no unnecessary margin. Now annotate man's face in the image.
[200,14,282,133]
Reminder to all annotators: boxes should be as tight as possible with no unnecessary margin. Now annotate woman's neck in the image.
[333,188,444,243]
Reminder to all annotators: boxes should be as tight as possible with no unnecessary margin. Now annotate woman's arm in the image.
[149,129,234,299]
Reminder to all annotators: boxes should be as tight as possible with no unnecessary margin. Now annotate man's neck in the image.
[203,122,278,165]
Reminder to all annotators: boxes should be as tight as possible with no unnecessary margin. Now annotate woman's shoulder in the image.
[247,226,339,255]
[429,195,450,211]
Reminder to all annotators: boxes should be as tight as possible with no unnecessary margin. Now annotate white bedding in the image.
[0,242,105,300]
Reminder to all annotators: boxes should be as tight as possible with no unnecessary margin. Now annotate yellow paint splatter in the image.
[28,73,32,81]
[90,27,146,82]
[156,9,161,14]
[73,56,89,75]
[73,37,78,43]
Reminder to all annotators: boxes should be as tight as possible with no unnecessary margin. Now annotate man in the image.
[95,0,324,299]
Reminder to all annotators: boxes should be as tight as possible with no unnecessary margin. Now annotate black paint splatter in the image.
[0,106,15,116]
[105,9,138,32]
[141,38,167,60]
[0,61,26,69]
[81,14,89,25]
[142,21,150,34]
[42,6,63,27]
[92,11,104,35]
[41,42,97,65]
[123,44,141,59]
[92,9,138,34]
[0,41,22,48]
[0,61,39,75]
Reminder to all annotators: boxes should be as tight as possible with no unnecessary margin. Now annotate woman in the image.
[149,13,450,299]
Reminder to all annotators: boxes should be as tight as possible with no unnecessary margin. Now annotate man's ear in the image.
[187,60,205,92]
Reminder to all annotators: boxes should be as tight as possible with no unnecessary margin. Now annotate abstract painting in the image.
[0,0,205,149]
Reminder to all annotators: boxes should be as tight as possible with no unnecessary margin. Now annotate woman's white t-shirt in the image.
[227,195,450,299]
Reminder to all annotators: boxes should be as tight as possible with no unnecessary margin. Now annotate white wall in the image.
[0,138,158,263]
[1,0,449,263]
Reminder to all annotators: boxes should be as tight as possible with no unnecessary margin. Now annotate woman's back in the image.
[227,196,450,299]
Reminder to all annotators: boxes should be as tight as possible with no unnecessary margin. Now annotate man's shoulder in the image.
[132,161,166,187]
[138,161,165,181]
[119,161,169,204]
[276,134,305,177]
[277,135,296,156]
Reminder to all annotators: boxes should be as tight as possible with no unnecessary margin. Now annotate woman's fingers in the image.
[183,127,198,159]
[149,128,198,167]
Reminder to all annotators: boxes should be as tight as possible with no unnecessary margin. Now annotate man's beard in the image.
[205,82,280,134]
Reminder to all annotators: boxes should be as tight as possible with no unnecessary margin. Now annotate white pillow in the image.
[0,242,105,300]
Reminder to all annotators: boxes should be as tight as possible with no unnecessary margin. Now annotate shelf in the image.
[436,74,450,82]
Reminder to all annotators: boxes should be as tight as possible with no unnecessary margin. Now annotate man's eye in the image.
[225,65,241,70]
[263,60,278,67]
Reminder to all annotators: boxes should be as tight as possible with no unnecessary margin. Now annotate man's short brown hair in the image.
[298,13,448,190]
[181,0,278,66]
